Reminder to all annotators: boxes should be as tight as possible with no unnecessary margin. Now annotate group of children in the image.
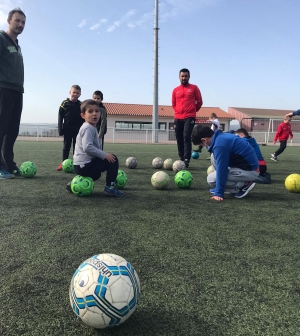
[191,112,297,201]
[58,85,123,197]
[57,86,298,201]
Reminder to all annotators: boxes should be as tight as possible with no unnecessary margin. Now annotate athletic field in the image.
[1,141,299,336]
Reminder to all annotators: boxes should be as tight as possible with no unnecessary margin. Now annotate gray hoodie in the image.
[0,30,24,93]
[73,122,106,166]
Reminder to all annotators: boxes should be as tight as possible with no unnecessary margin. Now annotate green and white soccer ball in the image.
[69,253,141,329]
[151,171,170,190]
[20,161,37,177]
[152,157,163,169]
[172,160,186,173]
[62,159,74,173]
[163,158,173,170]
[71,175,94,196]
[115,170,128,189]
[125,157,137,169]
[174,170,193,189]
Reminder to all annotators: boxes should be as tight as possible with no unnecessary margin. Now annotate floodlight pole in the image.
[152,0,159,143]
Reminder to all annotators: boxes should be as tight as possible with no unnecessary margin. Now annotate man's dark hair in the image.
[81,99,98,114]
[71,84,81,91]
[179,68,190,75]
[8,8,26,20]
[93,90,103,100]
[191,125,214,145]
[235,128,251,138]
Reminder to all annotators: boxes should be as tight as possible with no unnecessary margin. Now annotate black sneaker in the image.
[235,181,256,199]
[184,159,189,168]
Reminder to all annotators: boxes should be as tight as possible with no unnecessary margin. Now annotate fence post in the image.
[113,128,115,144]
[37,126,39,141]
[146,130,148,144]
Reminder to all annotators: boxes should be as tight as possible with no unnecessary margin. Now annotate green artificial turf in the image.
[0,141,300,336]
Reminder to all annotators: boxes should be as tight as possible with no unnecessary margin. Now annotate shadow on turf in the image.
[84,307,224,336]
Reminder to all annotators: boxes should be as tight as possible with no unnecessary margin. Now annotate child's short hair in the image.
[71,84,81,91]
[93,90,103,100]
[210,113,217,119]
[81,99,98,114]
[191,125,214,145]
[235,128,250,137]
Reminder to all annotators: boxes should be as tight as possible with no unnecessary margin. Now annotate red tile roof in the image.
[104,103,234,119]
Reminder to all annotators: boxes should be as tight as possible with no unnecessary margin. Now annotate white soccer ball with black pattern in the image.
[69,253,141,329]
[125,157,138,169]
[152,157,163,169]
[151,171,170,190]
[172,160,186,173]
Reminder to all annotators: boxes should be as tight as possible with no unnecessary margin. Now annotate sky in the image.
[0,0,299,123]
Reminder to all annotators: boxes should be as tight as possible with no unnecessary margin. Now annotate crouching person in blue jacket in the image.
[192,125,259,201]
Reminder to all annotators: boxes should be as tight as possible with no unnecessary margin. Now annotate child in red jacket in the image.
[271,116,293,161]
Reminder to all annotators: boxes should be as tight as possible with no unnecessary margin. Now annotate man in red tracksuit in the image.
[172,68,203,168]
[271,116,293,161]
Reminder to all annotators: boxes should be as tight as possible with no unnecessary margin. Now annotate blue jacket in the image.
[292,109,300,116]
[245,137,264,161]
[208,130,259,197]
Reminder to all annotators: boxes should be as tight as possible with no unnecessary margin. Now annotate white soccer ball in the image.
[69,253,141,329]
[125,157,137,169]
[172,160,186,173]
[163,158,173,170]
[152,157,163,169]
[207,165,215,175]
[151,171,170,190]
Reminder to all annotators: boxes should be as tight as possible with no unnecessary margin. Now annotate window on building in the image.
[115,122,166,130]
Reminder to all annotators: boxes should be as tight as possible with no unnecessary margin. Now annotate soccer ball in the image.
[69,253,141,329]
[207,165,215,175]
[115,170,127,189]
[163,158,173,170]
[284,174,300,193]
[20,161,37,177]
[172,160,186,173]
[191,151,199,159]
[125,157,137,169]
[174,170,193,189]
[152,157,163,169]
[71,175,94,196]
[151,171,170,190]
[62,159,74,173]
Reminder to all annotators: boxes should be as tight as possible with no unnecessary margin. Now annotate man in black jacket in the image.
[0,8,26,178]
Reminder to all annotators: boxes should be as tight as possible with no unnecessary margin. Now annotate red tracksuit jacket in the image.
[274,122,293,142]
[172,83,203,119]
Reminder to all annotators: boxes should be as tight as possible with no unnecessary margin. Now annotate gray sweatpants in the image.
[208,154,259,193]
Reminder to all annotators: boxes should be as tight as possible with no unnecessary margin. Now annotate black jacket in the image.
[58,99,83,135]
[0,30,24,92]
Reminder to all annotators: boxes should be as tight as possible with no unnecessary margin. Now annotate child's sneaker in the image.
[271,153,277,161]
[0,167,14,179]
[235,181,256,199]
[57,163,63,171]
[103,186,124,197]
[184,159,189,168]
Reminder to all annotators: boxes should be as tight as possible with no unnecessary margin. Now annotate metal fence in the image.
[18,124,300,145]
